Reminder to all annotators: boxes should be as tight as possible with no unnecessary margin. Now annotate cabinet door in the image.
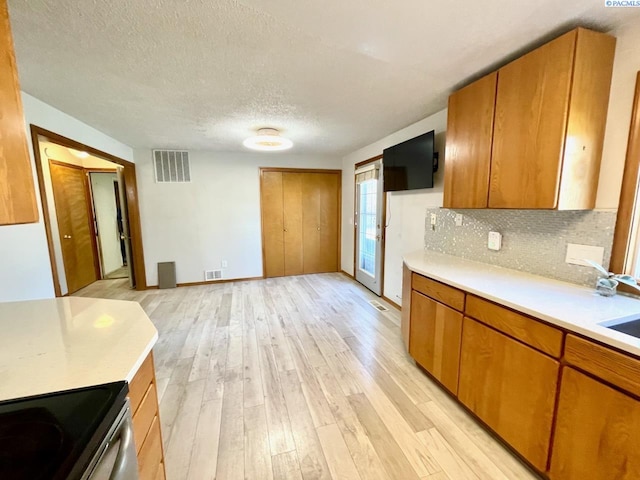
[489,30,576,209]
[458,317,559,471]
[282,173,304,276]
[261,171,285,278]
[409,291,463,394]
[0,1,38,225]
[550,367,640,480]
[443,72,497,209]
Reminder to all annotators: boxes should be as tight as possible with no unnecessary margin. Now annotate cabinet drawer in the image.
[466,295,563,357]
[138,415,163,480]
[458,317,559,471]
[564,334,640,397]
[412,273,465,311]
[130,353,155,414]
[133,382,158,453]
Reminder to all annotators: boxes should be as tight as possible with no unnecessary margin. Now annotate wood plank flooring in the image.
[75,274,540,480]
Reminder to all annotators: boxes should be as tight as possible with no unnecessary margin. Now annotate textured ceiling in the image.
[7,1,640,155]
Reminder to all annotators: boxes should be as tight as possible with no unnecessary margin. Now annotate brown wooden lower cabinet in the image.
[457,317,559,471]
[409,290,463,394]
[549,367,640,480]
[129,352,166,479]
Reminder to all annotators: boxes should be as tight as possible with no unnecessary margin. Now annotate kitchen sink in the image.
[602,318,640,339]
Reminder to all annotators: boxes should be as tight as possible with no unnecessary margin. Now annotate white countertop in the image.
[0,297,158,402]
[404,250,640,357]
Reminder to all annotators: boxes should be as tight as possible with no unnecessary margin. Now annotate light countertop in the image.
[0,296,158,402]
[404,250,640,357]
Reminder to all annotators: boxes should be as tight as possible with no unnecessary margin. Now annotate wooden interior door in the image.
[316,172,339,272]
[489,30,575,208]
[302,172,340,274]
[261,168,340,278]
[261,171,285,277]
[282,173,304,276]
[49,161,99,294]
[302,173,322,274]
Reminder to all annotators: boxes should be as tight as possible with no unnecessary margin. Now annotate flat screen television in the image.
[383,130,436,192]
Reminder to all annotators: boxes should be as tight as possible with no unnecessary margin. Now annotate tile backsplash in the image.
[424,208,617,287]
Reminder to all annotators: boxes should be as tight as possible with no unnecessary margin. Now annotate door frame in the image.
[30,125,148,294]
[353,154,387,297]
[48,159,103,287]
[259,167,342,278]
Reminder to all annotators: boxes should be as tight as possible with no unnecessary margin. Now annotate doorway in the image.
[354,157,384,295]
[30,125,146,295]
[89,172,130,280]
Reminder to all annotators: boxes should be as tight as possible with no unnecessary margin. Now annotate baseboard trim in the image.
[340,270,355,279]
[146,276,264,289]
[382,295,401,311]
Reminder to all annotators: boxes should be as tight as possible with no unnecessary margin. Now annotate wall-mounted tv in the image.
[383,130,437,192]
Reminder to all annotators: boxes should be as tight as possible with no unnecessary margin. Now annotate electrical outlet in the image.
[488,231,502,251]
[565,244,604,266]
[455,214,463,227]
[221,260,228,268]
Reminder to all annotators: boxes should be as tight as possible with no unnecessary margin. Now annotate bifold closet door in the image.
[302,173,339,273]
[261,171,285,278]
[282,173,304,276]
[261,169,340,278]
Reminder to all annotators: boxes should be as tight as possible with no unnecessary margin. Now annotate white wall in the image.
[341,110,448,304]
[90,172,123,275]
[597,19,640,209]
[136,150,341,286]
[0,93,133,302]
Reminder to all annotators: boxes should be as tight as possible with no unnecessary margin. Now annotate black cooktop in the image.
[0,381,128,480]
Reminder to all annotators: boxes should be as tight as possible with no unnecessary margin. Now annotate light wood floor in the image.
[75,273,540,480]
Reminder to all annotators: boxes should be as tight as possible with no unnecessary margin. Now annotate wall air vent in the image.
[205,269,223,281]
[153,150,191,183]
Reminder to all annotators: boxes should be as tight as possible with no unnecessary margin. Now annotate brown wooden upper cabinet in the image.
[0,0,38,225]
[443,27,616,210]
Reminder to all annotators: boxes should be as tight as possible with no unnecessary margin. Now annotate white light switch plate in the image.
[430,213,437,225]
[455,214,463,227]
[488,231,502,251]
[565,243,604,267]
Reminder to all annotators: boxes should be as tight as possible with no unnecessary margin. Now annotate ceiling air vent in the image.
[205,269,223,281]
[153,150,191,183]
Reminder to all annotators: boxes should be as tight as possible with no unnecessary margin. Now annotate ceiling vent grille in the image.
[205,269,223,281]
[153,150,191,183]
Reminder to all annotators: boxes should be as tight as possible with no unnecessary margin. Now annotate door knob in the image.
[63,235,72,239]
[317,227,320,231]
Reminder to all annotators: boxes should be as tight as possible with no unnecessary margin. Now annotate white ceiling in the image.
[7,1,640,156]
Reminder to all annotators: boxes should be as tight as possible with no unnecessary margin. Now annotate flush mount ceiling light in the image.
[68,147,89,158]
[243,128,293,151]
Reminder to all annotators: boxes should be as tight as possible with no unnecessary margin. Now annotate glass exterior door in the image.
[355,160,383,295]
